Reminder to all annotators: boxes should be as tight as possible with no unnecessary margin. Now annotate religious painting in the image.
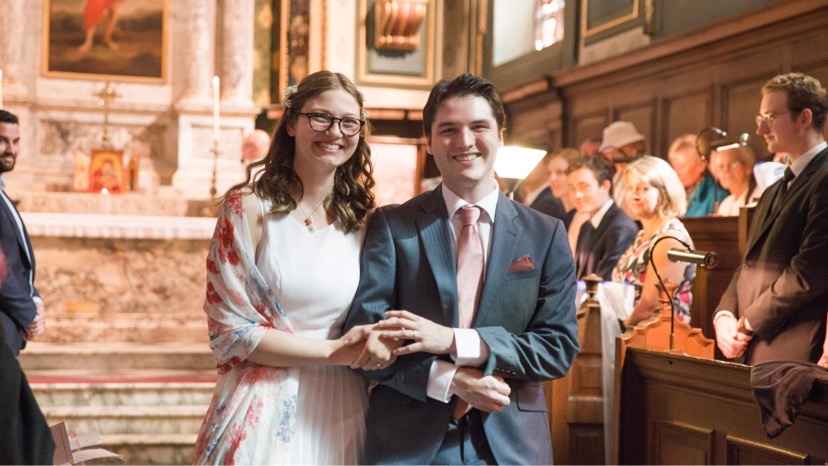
[88,148,125,193]
[273,0,325,101]
[42,0,168,82]
[581,0,642,43]
[357,0,438,88]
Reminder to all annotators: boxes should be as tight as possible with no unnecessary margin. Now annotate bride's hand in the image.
[330,325,372,365]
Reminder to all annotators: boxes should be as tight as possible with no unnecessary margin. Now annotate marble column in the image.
[0,0,29,98]
[178,0,214,104]
[220,0,256,107]
[172,0,257,200]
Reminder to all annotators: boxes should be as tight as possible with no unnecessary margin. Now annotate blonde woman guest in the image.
[612,156,696,327]
[194,71,379,465]
[710,146,761,216]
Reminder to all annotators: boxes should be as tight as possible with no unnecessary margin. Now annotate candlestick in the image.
[212,76,220,143]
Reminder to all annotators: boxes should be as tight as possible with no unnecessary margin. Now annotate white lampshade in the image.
[494,146,547,180]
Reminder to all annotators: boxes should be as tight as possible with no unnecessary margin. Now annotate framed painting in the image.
[88,148,125,193]
[581,0,641,40]
[274,0,326,101]
[357,0,439,88]
[42,0,168,82]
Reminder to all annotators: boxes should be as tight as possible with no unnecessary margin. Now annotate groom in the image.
[344,74,579,464]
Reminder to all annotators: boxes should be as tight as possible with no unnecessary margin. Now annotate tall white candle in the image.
[212,75,220,143]
[0,69,4,109]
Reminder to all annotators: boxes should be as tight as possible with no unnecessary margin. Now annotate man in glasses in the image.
[714,73,828,367]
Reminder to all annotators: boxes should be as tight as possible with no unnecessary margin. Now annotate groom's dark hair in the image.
[422,73,506,143]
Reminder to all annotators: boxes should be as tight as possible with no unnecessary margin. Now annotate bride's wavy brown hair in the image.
[223,71,376,233]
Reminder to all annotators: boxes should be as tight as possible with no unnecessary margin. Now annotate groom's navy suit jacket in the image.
[345,186,579,465]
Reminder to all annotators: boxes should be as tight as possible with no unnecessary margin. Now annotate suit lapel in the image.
[474,194,519,326]
[748,149,827,253]
[416,188,458,325]
[0,190,33,268]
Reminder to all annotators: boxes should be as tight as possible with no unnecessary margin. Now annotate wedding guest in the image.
[194,71,377,464]
[0,110,46,356]
[714,72,828,365]
[612,156,696,327]
[709,146,761,216]
[668,134,729,217]
[566,156,638,281]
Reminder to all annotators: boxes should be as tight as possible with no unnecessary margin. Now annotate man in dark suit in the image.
[565,155,638,281]
[527,184,566,219]
[0,110,45,355]
[344,74,579,464]
[714,73,828,366]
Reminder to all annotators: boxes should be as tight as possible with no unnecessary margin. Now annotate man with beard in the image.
[0,110,46,355]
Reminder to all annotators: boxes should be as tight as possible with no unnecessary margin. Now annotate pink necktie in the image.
[453,205,483,419]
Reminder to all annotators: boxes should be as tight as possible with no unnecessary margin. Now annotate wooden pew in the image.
[615,349,828,464]
[548,275,605,465]
[681,215,741,340]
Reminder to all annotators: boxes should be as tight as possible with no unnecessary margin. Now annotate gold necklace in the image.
[298,196,329,233]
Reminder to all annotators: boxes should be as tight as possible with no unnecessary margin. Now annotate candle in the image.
[0,69,4,109]
[212,75,220,143]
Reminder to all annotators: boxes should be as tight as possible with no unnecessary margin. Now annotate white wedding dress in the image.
[256,210,368,464]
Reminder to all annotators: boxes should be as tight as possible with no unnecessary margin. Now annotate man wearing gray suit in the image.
[344,74,579,464]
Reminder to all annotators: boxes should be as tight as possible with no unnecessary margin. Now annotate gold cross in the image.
[93,82,121,147]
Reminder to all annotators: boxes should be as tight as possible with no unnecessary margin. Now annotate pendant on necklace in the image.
[304,216,315,233]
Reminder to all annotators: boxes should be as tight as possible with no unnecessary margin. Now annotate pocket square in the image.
[508,255,535,271]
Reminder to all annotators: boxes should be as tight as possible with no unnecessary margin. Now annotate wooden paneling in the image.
[502,2,828,162]
[663,91,711,153]
[652,421,714,465]
[682,216,741,339]
[616,349,828,464]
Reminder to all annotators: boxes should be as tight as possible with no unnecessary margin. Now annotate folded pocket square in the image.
[508,255,535,271]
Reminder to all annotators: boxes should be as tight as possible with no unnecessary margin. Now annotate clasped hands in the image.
[714,314,753,359]
[337,310,510,413]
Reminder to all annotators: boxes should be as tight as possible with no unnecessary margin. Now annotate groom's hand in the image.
[377,310,455,355]
[450,367,510,413]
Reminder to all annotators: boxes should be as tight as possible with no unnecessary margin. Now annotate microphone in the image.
[667,248,718,269]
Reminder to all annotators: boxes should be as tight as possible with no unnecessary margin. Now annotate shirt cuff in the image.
[452,328,489,367]
[713,310,736,326]
[426,359,457,403]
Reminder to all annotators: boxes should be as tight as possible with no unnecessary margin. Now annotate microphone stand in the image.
[646,235,693,352]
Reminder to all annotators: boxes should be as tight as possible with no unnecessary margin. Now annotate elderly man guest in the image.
[668,134,729,217]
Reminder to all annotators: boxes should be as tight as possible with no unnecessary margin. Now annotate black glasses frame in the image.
[297,112,364,136]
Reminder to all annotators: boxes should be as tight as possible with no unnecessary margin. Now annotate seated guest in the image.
[710,146,761,216]
[547,147,581,215]
[548,148,590,252]
[612,156,696,327]
[668,134,729,217]
[566,156,638,281]
[579,136,602,156]
[598,121,646,209]
[516,152,566,219]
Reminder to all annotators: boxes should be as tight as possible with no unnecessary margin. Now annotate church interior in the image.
[2,0,828,463]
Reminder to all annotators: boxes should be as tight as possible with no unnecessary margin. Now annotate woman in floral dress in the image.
[612,156,696,327]
[193,71,379,465]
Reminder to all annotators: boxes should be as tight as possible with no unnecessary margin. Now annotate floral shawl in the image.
[193,190,298,465]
